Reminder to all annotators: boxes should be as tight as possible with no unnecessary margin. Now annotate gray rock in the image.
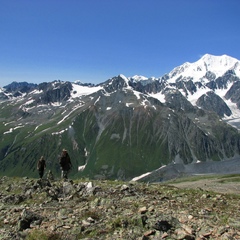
[18,209,43,231]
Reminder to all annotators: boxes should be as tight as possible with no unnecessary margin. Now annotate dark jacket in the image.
[37,158,46,171]
[59,152,72,171]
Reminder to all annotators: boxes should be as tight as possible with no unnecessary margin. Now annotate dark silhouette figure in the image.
[37,156,46,179]
[59,149,72,179]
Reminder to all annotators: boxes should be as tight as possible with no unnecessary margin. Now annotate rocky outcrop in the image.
[102,75,129,93]
[225,81,240,109]
[36,81,73,104]
[3,82,38,96]
[196,91,232,117]
[164,89,196,112]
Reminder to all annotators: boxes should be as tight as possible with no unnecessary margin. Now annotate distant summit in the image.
[167,54,240,83]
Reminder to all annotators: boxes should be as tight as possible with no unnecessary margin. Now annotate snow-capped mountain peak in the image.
[128,75,159,87]
[200,53,238,66]
[119,74,129,82]
[197,54,240,75]
[130,75,148,82]
[168,54,240,83]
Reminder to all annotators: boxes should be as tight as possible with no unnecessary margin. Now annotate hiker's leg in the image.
[39,170,43,179]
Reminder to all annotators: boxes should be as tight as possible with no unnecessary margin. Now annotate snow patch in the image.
[126,103,133,107]
[71,84,102,98]
[150,92,166,103]
[119,74,129,82]
[57,103,83,124]
[3,125,24,134]
[3,128,13,134]
[132,90,141,99]
[78,164,86,171]
[131,165,167,181]
[131,172,151,181]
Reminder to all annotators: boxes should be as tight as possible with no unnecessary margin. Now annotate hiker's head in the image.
[62,149,67,155]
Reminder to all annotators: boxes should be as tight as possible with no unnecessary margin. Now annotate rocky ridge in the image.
[0,176,240,239]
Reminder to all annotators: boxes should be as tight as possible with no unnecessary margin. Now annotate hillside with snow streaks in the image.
[1,54,240,180]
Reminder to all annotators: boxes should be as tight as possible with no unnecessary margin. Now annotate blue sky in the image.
[1,0,240,87]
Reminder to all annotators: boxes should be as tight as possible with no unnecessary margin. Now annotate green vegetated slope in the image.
[1,89,240,181]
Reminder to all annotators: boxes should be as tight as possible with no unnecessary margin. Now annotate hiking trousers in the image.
[61,169,70,179]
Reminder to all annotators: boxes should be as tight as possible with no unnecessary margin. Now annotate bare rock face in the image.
[37,81,73,104]
[196,91,232,117]
[225,81,240,108]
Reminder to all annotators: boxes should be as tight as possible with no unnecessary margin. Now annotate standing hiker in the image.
[59,149,72,179]
[37,156,46,179]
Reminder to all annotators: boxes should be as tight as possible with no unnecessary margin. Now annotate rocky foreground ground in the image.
[0,176,240,240]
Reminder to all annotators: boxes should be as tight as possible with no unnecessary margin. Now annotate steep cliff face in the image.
[36,81,73,104]
[225,81,240,108]
[196,91,232,117]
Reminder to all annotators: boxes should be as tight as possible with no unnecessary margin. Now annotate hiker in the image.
[37,156,46,179]
[59,149,72,179]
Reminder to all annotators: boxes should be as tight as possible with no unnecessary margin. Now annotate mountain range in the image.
[1,54,240,181]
